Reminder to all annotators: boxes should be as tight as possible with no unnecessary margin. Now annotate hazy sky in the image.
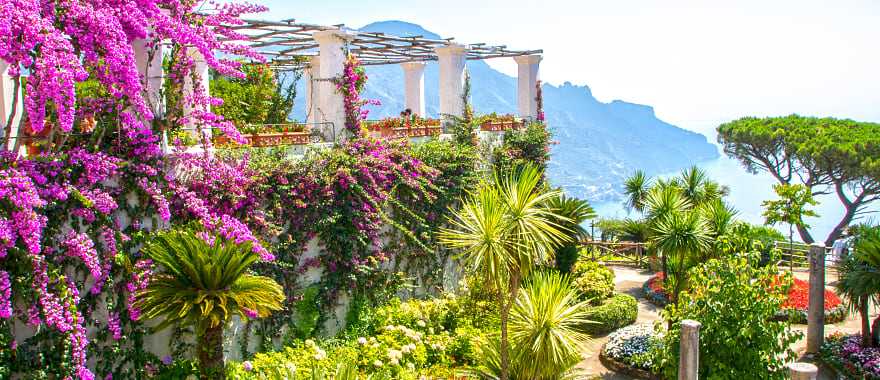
[256,0,880,135]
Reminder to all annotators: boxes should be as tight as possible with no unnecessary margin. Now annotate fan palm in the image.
[439,164,570,380]
[135,229,284,379]
[476,272,591,380]
[623,170,652,213]
[836,224,880,347]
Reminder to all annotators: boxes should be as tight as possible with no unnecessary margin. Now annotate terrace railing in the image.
[580,240,648,266]
[364,118,442,139]
[213,122,335,147]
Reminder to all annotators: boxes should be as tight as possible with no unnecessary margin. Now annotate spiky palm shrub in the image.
[135,229,284,379]
[624,170,652,213]
[476,272,591,380]
[836,224,880,347]
[440,164,570,380]
[651,208,711,303]
[546,194,596,273]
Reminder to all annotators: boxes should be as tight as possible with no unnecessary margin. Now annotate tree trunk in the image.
[198,323,226,380]
[873,315,880,348]
[860,296,871,347]
[499,274,521,380]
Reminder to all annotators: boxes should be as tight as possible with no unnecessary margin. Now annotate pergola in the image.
[0,17,544,145]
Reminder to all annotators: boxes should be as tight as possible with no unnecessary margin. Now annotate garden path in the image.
[577,265,660,379]
[576,266,871,380]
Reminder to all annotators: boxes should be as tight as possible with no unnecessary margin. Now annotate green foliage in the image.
[654,256,802,379]
[210,63,301,130]
[546,194,596,273]
[762,184,819,229]
[624,170,652,213]
[439,164,571,380]
[492,122,552,173]
[476,272,591,380]
[718,115,880,245]
[135,229,284,330]
[836,223,880,346]
[581,293,638,335]
[134,228,284,377]
[571,259,615,304]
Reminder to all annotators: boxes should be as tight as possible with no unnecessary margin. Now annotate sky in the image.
[255,0,880,136]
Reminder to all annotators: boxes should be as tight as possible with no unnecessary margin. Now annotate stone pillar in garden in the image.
[435,43,467,131]
[679,319,701,380]
[513,54,541,119]
[788,362,818,380]
[313,29,353,143]
[133,37,167,151]
[807,243,826,353]
[182,48,212,142]
[0,61,22,150]
[305,55,322,128]
[400,61,426,116]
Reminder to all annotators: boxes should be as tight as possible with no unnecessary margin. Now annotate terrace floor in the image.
[577,265,871,380]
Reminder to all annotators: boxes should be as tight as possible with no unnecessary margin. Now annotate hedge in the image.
[582,293,639,335]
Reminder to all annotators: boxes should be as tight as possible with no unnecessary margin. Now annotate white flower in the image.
[373,360,383,367]
[304,339,316,347]
[416,320,426,328]
[384,325,395,332]
[357,337,367,345]
[390,358,400,366]
[407,363,415,371]
[313,347,327,361]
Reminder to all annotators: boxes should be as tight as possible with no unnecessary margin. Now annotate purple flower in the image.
[162,355,173,365]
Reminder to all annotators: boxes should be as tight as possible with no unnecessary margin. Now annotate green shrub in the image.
[582,293,638,335]
[571,260,615,304]
[653,256,802,379]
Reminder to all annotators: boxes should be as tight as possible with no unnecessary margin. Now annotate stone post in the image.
[807,243,826,353]
[313,29,352,143]
[182,48,211,141]
[679,319,701,380]
[435,44,467,129]
[513,54,541,119]
[305,55,321,127]
[400,61,426,116]
[0,61,21,150]
[133,37,167,151]
[788,362,818,380]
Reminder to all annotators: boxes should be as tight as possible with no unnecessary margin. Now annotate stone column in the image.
[678,319,701,380]
[313,29,352,143]
[435,44,467,128]
[305,55,321,127]
[513,54,541,119]
[0,61,21,150]
[400,61,426,116]
[133,38,166,118]
[807,243,826,353]
[133,38,167,152]
[788,362,818,380]
[182,48,211,141]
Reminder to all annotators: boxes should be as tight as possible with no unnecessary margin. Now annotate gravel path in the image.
[575,265,873,380]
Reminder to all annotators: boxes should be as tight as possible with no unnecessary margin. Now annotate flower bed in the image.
[642,273,669,306]
[774,277,846,324]
[599,324,662,379]
[819,333,880,379]
[644,273,846,324]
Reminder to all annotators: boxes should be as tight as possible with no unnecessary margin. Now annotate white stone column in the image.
[305,55,321,126]
[789,363,818,380]
[182,48,211,140]
[513,54,541,119]
[678,319,701,380]
[133,38,166,118]
[400,61,426,116]
[435,44,467,127]
[807,243,826,354]
[313,29,352,143]
[0,61,21,150]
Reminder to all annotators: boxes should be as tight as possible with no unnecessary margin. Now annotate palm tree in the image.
[623,170,652,213]
[651,208,711,303]
[439,164,570,380]
[546,194,596,273]
[836,224,880,347]
[700,199,739,259]
[135,229,284,379]
[477,271,591,380]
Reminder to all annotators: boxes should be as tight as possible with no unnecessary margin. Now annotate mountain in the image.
[291,20,719,202]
